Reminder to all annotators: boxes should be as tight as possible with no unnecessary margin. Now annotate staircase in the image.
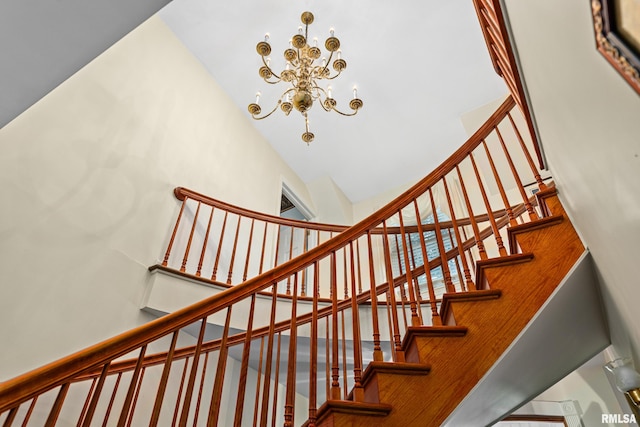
[0,96,608,426]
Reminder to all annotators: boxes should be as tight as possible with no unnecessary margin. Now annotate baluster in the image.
[21,396,38,427]
[270,332,282,427]
[413,200,441,326]
[227,216,243,284]
[308,262,320,425]
[252,337,265,427]
[384,290,396,361]
[393,234,409,329]
[116,345,147,427]
[162,196,187,266]
[283,274,299,427]
[3,407,17,426]
[273,225,281,270]
[482,139,518,226]
[301,229,309,296]
[496,121,539,220]
[179,318,207,426]
[349,242,365,401]
[258,222,269,275]
[343,247,349,299]
[259,285,279,427]
[149,331,179,427]
[196,207,214,277]
[242,219,255,282]
[506,112,546,190]
[325,316,330,399]
[234,294,257,426]
[44,383,70,427]
[102,372,123,427]
[406,230,423,305]
[211,212,228,281]
[367,232,384,361]
[81,364,109,427]
[126,367,146,427]
[171,360,189,427]
[181,202,201,272]
[330,252,341,399]
[398,210,421,327]
[356,238,364,294]
[286,227,294,295]
[428,188,456,294]
[207,308,232,427]
[469,151,508,256]
[76,377,97,427]
[447,228,464,291]
[442,177,476,291]
[381,220,405,361]
[455,165,488,260]
[192,353,210,427]
[341,310,349,399]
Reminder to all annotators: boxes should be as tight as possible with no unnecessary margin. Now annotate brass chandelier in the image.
[247,11,363,144]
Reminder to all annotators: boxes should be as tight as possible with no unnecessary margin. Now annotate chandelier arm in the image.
[325,71,344,80]
[261,56,282,80]
[328,106,360,117]
[251,101,282,120]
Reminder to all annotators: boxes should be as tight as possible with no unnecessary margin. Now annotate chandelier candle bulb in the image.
[248,11,362,143]
[353,87,357,99]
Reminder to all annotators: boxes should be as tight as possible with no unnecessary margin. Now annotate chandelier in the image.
[247,11,363,144]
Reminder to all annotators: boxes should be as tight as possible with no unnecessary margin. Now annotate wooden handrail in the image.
[0,94,547,426]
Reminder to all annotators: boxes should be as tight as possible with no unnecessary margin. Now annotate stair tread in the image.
[307,400,393,426]
[475,253,534,290]
[440,289,503,323]
[508,214,564,254]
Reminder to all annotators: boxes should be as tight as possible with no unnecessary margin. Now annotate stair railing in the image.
[0,94,549,426]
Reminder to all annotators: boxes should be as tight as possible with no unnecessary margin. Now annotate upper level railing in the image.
[472,0,544,170]
[0,95,550,426]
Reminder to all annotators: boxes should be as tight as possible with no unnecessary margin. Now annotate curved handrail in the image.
[0,94,546,425]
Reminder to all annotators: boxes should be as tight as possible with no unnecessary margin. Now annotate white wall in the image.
[504,0,640,417]
[0,15,315,380]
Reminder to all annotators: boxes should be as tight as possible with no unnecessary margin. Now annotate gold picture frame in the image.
[592,0,640,95]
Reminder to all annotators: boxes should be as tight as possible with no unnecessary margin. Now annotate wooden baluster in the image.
[469,151,508,256]
[242,219,255,282]
[196,207,214,277]
[384,290,396,361]
[382,220,405,361]
[393,234,409,329]
[286,227,294,295]
[252,337,265,427]
[259,285,279,427]
[226,216,242,284]
[162,196,187,266]
[258,222,269,275]
[330,252,341,399]
[211,212,228,281]
[317,230,321,298]
[447,227,464,291]
[283,274,299,427]
[301,229,309,296]
[21,397,38,427]
[149,331,179,427]
[44,383,70,427]
[181,202,201,273]
[270,332,282,427]
[406,231,423,304]
[192,353,210,427]
[482,139,518,226]
[349,242,365,401]
[171,360,189,427]
[102,372,123,427]
[116,345,147,427]
[308,262,320,426]
[80,364,109,427]
[455,164,488,260]
[366,232,384,361]
[398,210,421,327]
[413,200,442,326]
[428,188,456,294]
[207,308,232,427]
[356,238,364,294]
[3,406,17,427]
[234,294,257,426]
[501,115,542,218]
[179,318,207,426]
[273,225,281,270]
[505,112,545,191]
[343,247,349,299]
[340,310,349,399]
[76,377,97,427]
[442,177,476,291]
[126,367,146,427]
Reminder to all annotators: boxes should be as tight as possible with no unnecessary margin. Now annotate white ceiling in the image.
[158,0,507,202]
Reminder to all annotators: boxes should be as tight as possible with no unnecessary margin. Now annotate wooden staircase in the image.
[310,189,585,427]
